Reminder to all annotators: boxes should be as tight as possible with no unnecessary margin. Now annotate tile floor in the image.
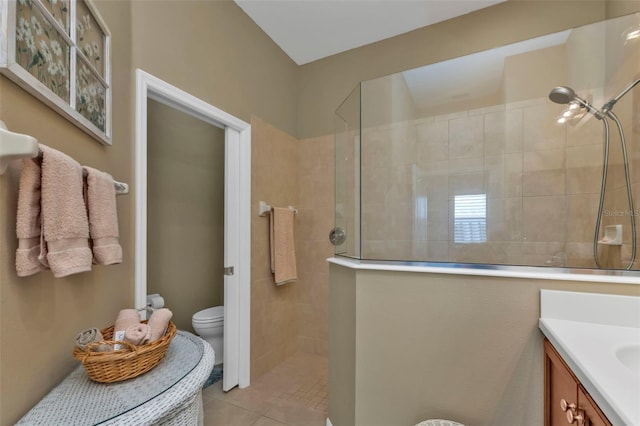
[202,352,328,426]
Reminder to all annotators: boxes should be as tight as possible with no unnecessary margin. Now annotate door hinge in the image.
[224,266,234,276]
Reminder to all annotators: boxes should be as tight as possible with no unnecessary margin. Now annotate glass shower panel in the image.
[334,83,361,258]
[343,12,640,271]
[360,74,422,260]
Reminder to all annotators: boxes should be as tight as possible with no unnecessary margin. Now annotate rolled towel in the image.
[75,328,111,352]
[114,309,140,335]
[124,323,151,346]
[147,308,173,342]
[75,327,103,350]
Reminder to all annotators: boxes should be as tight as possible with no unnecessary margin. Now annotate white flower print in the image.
[47,60,59,76]
[31,16,43,36]
[25,33,36,54]
[39,40,52,62]
[50,40,62,57]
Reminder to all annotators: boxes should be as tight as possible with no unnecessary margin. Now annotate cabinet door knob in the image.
[566,408,584,424]
[560,399,576,412]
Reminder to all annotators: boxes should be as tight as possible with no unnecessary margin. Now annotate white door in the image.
[223,128,240,391]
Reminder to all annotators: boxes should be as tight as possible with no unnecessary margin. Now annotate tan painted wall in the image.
[146,99,225,331]
[0,1,133,423]
[328,265,640,426]
[130,0,298,138]
[328,264,356,426]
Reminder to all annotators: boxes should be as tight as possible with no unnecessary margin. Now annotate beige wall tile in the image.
[522,196,567,242]
[488,198,523,242]
[449,172,485,197]
[390,124,417,165]
[449,115,484,158]
[251,117,300,380]
[567,194,599,242]
[523,103,567,152]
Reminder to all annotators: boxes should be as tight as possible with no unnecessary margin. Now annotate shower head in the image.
[548,86,604,120]
[549,86,576,104]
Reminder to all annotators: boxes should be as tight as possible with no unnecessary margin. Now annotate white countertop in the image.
[539,290,640,426]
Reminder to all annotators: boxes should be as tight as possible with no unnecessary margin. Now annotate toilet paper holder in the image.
[136,294,165,318]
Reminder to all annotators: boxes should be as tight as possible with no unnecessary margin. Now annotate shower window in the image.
[454,194,487,244]
[334,12,640,272]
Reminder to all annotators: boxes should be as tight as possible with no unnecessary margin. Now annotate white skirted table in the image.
[17,331,214,425]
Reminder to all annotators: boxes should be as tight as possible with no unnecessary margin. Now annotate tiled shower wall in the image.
[297,135,334,357]
[251,117,299,379]
[361,96,639,270]
[251,117,332,380]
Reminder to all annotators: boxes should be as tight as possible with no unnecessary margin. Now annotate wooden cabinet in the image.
[544,339,612,426]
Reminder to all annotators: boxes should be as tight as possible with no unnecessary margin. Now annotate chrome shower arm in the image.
[602,78,640,112]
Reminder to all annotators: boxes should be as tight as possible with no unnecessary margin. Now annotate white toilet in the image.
[192,306,224,365]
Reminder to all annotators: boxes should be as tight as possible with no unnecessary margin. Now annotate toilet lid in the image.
[193,306,224,322]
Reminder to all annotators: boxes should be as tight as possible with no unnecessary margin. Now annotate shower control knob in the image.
[329,227,346,246]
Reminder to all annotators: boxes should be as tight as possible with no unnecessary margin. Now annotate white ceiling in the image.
[234,0,506,65]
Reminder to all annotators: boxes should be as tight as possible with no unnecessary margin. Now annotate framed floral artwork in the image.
[0,0,111,144]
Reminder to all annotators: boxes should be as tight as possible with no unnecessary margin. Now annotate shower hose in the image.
[593,111,637,270]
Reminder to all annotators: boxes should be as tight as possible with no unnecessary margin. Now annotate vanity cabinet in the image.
[544,339,612,426]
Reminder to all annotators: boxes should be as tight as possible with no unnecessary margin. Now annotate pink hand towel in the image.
[40,145,92,277]
[15,158,46,276]
[147,308,173,342]
[270,207,297,285]
[114,309,141,334]
[84,166,122,265]
[124,323,151,345]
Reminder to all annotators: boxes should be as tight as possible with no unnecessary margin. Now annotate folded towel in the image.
[15,158,46,277]
[84,166,122,265]
[114,309,140,335]
[124,323,151,345]
[75,328,111,352]
[270,207,297,285]
[40,145,92,277]
[147,308,173,342]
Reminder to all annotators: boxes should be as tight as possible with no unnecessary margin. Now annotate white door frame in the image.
[134,69,251,389]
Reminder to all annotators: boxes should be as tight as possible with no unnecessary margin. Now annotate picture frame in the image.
[0,0,112,145]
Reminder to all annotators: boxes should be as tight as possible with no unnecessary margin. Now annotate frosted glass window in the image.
[454,194,486,243]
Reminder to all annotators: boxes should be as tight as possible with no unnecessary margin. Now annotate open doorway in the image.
[134,69,251,391]
[146,99,225,336]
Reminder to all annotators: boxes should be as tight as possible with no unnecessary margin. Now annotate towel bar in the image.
[0,120,38,174]
[258,201,298,216]
[0,121,128,194]
[33,150,129,195]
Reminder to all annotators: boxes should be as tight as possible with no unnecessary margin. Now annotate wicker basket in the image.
[73,321,177,383]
